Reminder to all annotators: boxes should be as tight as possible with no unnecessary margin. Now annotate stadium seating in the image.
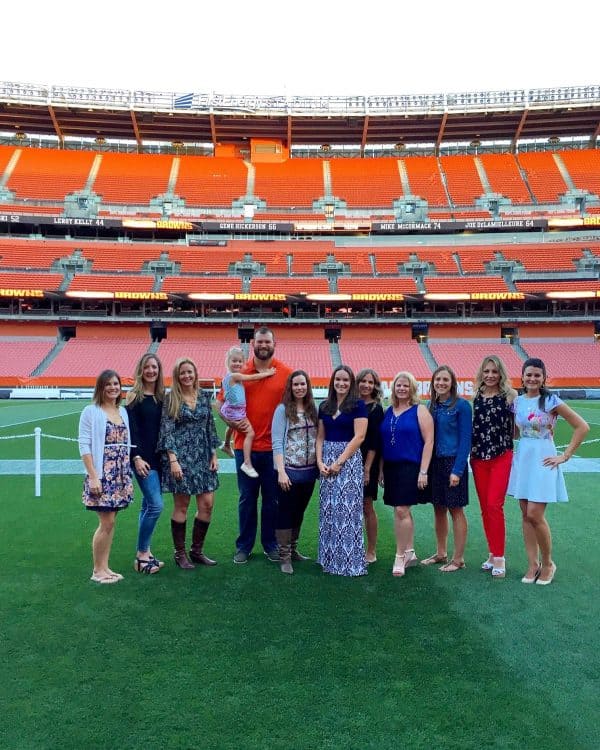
[478,154,531,204]
[518,152,567,203]
[329,158,402,208]
[440,156,483,205]
[402,157,448,206]
[6,147,95,201]
[559,149,600,197]
[175,157,248,207]
[93,153,173,204]
[254,160,324,207]
[338,327,431,379]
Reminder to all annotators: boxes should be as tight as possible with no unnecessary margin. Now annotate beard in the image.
[254,345,274,361]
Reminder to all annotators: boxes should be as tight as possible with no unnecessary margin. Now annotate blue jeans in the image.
[135,469,164,553]
[235,450,278,554]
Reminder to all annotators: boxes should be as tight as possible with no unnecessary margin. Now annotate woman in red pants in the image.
[470,355,517,579]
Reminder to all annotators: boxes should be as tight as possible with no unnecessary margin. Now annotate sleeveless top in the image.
[223,372,246,406]
[381,404,424,464]
[471,391,513,460]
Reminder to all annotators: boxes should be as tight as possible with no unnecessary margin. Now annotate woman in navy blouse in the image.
[316,365,368,576]
[422,365,472,573]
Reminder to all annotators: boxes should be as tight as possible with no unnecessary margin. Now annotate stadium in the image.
[1,72,599,750]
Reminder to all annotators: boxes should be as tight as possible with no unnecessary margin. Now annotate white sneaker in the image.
[240,463,259,478]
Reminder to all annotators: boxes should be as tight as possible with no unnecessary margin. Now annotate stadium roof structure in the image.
[1,81,600,150]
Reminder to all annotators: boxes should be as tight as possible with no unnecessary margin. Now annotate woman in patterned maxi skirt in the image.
[316,365,368,577]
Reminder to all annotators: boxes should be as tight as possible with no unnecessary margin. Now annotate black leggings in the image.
[276,480,315,529]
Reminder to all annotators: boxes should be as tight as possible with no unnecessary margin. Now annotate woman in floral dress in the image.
[316,365,368,577]
[79,369,133,584]
[159,357,220,569]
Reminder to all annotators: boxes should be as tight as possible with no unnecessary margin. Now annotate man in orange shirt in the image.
[220,327,292,563]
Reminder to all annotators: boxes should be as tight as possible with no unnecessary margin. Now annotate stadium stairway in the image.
[510,338,529,362]
[322,161,333,199]
[167,158,180,193]
[245,161,256,199]
[0,149,20,190]
[31,337,68,377]
[474,158,492,193]
[436,157,454,207]
[552,154,575,192]
[329,341,342,369]
[418,341,438,372]
[514,155,538,203]
[397,160,411,195]
[85,155,103,191]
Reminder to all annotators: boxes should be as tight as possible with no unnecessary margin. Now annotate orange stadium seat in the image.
[518,152,567,203]
[559,149,600,197]
[402,157,449,206]
[254,160,324,207]
[249,277,329,293]
[68,274,155,292]
[0,272,63,290]
[93,152,173,205]
[337,326,432,379]
[175,156,248,207]
[423,276,509,293]
[478,154,531,204]
[161,277,242,293]
[6,147,95,201]
[440,156,483,206]
[329,158,402,208]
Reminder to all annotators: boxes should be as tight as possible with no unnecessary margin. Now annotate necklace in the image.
[390,405,409,445]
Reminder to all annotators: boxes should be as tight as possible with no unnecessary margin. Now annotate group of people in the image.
[78,326,589,587]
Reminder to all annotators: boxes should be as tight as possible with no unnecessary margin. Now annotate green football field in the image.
[0,400,598,749]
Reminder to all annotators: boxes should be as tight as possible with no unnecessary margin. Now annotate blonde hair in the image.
[474,355,512,397]
[168,357,199,419]
[391,371,420,407]
[126,353,165,406]
[225,346,245,370]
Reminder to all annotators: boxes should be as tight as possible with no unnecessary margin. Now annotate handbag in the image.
[284,464,319,484]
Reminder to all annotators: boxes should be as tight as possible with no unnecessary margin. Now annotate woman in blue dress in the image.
[158,357,220,569]
[316,365,368,577]
[380,371,434,577]
[508,358,589,585]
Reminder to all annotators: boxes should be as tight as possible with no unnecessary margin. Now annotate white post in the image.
[34,426,41,498]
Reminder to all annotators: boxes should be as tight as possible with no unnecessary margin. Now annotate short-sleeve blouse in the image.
[514,393,563,440]
[471,392,514,460]
[319,400,368,442]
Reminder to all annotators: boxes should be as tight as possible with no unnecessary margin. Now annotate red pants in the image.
[470,450,512,557]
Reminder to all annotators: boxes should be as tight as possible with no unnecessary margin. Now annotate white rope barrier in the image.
[1,427,78,497]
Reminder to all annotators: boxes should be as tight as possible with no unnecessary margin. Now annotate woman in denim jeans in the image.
[126,353,166,574]
[422,365,472,573]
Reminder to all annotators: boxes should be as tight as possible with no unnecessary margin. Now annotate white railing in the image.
[1,81,599,116]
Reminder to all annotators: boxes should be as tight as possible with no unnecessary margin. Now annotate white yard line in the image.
[0,410,82,430]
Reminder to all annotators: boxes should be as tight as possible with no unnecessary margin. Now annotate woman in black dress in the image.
[357,368,384,564]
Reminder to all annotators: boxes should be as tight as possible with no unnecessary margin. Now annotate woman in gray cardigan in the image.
[79,370,133,584]
[272,370,319,574]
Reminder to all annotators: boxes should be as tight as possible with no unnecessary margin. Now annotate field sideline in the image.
[0,399,598,749]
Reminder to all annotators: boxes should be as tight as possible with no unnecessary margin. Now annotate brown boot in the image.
[291,527,310,561]
[276,529,293,574]
[171,519,195,569]
[190,518,217,566]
